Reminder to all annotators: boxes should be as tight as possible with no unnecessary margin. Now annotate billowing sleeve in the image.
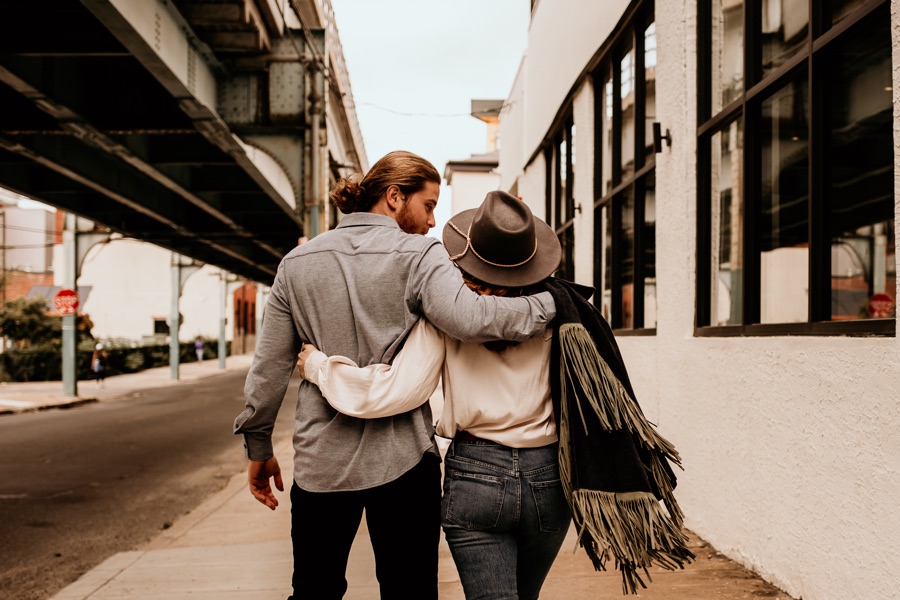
[411,242,556,343]
[302,319,445,418]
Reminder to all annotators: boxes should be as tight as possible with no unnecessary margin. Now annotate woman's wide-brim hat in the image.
[442,190,561,287]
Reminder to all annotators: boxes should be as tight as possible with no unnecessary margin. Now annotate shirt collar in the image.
[335,212,400,230]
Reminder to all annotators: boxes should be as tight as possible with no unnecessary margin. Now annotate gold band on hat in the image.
[446,221,537,268]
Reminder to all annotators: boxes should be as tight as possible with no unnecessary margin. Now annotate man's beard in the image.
[396,202,426,235]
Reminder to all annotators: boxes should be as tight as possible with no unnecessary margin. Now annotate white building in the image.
[445,100,504,214]
[71,239,232,345]
[492,2,898,599]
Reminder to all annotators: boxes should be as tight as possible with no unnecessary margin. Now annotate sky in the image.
[327,0,530,236]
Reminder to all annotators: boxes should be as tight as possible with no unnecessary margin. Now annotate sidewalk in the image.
[0,354,255,415]
[2,359,791,599]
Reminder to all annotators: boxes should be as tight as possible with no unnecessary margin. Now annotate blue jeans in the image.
[441,440,571,600]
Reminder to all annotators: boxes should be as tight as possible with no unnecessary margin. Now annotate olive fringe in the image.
[557,323,693,594]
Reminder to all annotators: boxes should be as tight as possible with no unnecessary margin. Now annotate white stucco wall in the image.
[499,59,527,190]
[500,1,900,599]
[524,0,629,155]
[448,171,501,216]
[74,239,234,344]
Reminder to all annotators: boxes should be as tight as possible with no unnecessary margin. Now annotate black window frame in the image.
[591,2,658,335]
[696,0,895,337]
[546,114,576,282]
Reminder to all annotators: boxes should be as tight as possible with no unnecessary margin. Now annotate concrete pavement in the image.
[2,356,792,599]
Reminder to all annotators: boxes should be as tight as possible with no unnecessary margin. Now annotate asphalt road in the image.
[0,369,298,600]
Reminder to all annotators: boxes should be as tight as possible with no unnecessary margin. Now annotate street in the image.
[0,369,298,600]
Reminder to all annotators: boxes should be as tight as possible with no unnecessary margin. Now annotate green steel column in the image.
[169,260,181,380]
[218,273,227,370]
[61,215,77,396]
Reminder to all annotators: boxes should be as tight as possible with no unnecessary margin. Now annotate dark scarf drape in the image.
[541,278,694,594]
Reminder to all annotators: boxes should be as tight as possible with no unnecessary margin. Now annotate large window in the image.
[592,6,657,332]
[546,115,576,281]
[698,0,895,335]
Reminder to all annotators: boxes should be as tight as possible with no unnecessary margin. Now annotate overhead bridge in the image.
[0,0,364,283]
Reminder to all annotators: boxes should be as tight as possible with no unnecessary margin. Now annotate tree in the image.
[0,297,58,347]
[0,297,94,348]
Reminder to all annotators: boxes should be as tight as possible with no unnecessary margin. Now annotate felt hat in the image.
[442,190,561,287]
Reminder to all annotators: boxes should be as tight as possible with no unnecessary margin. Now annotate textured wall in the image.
[502,1,900,598]
[618,2,900,599]
[77,239,233,343]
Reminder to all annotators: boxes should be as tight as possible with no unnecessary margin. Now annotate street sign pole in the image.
[61,215,77,396]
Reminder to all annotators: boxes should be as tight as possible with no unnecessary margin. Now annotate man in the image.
[234,150,556,600]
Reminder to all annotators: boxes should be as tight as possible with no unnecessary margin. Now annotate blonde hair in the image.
[329,150,440,214]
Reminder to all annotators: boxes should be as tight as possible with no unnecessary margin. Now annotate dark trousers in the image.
[289,453,441,600]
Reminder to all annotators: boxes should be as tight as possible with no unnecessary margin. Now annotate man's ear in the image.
[385,185,404,212]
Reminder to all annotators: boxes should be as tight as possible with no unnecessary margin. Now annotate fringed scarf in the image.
[541,278,695,594]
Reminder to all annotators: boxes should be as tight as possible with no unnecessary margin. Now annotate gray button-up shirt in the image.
[234,212,556,492]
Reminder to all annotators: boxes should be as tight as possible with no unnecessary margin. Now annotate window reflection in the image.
[829,0,870,27]
[761,0,808,77]
[620,188,635,328]
[710,119,744,326]
[643,22,657,161]
[598,204,613,321]
[643,173,657,327]
[712,0,744,112]
[827,18,895,320]
[620,43,636,181]
[558,136,568,225]
[760,76,809,324]
[602,74,613,196]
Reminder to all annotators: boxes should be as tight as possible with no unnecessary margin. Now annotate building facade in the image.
[502,1,898,598]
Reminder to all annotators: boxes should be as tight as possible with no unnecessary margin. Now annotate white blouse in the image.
[303,318,557,448]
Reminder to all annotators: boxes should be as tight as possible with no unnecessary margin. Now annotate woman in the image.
[91,343,108,388]
[299,191,692,597]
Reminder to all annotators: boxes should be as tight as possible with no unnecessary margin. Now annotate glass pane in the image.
[643,22,657,161]
[827,18,894,321]
[558,135,567,226]
[760,75,809,324]
[620,42,636,181]
[709,119,744,326]
[829,0,870,27]
[596,204,613,321]
[712,0,744,113]
[568,124,576,220]
[558,226,575,281]
[643,173,657,328]
[620,188,635,328]
[601,73,614,197]
[761,0,808,77]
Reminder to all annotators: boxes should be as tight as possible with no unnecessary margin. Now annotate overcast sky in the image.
[328,0,530,235]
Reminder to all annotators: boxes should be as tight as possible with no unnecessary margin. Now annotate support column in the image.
[169,254,201,380]
[61,215,77,396]
[218,272,228,369]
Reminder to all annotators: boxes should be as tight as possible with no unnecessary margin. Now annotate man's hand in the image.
[296,343,319,378]
[248,456,284,510]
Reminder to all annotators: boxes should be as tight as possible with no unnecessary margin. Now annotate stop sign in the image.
[867,293,895,318]
[53,288,79,315]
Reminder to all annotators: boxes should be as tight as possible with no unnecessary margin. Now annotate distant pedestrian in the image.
[194,337,205,362]
[91,343,108,388]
